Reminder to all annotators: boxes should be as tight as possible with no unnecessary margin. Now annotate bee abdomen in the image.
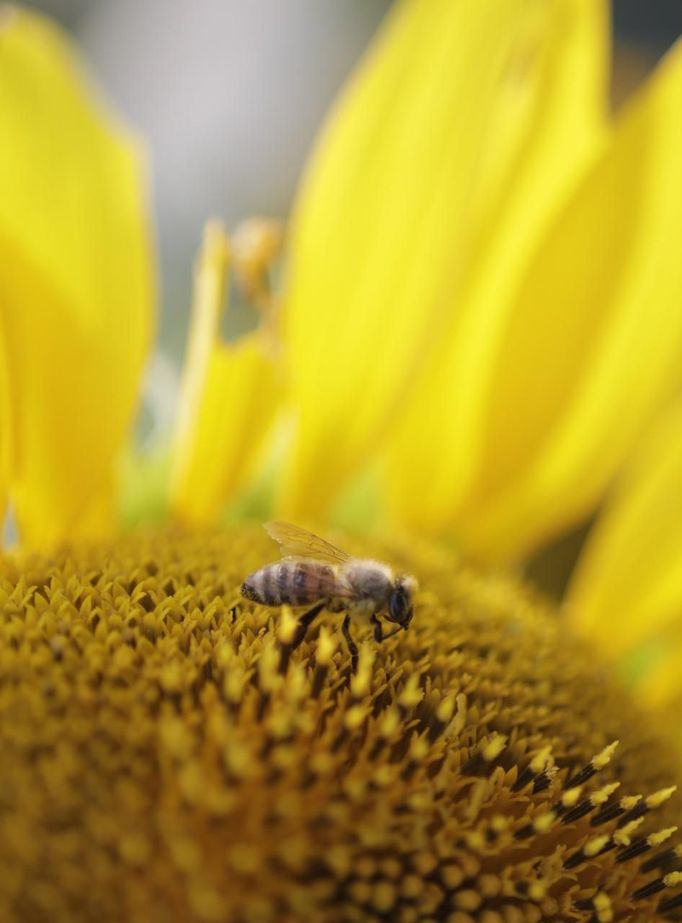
[241,562,335,607]
[241,565,280,606]
[240,577,261,602]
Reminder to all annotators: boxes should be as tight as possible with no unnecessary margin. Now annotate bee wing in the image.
[264,521,351,565]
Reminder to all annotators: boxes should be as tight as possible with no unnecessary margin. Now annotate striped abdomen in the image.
[241,561,345,607]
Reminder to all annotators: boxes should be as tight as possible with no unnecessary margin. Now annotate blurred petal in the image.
[638,639,682,709]
[386,0,609,540]
[279,0,607,520]
[169,222,279,524]
[567,402,682,687]
[0,8,155,546]
[447,38,682,562]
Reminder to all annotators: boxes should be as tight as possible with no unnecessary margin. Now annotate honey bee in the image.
[241,522,417,670]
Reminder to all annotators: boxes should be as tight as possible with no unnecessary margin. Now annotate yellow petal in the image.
[567,402,682,666]
[447,38,682,562]
[386,0,608,539]
[278,0,607,521]
[637,630,682,709]
[0,8,155,546]
[169,222,279,524]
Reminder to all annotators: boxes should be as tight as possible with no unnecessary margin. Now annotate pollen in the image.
[0,525,681,922]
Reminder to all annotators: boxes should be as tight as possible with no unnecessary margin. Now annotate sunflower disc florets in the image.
[0,526,681,922]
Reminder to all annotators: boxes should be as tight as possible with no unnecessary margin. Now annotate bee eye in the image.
[389,588,411,626]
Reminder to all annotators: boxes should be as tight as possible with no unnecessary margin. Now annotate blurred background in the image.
[19,0,682,440]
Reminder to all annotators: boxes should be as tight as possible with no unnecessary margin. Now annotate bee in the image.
[241,521,417,670]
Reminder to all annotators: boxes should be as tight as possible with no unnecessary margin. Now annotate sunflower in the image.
[2,3,682,922]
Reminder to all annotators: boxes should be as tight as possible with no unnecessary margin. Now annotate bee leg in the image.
[291,600,326,650]
[371,614,401,643]
[342,613,358,673]
[371,614,384,643]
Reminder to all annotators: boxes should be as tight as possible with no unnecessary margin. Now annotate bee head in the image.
[387,575,417,629]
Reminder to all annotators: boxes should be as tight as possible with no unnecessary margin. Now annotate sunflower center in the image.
[0,525,680,922]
